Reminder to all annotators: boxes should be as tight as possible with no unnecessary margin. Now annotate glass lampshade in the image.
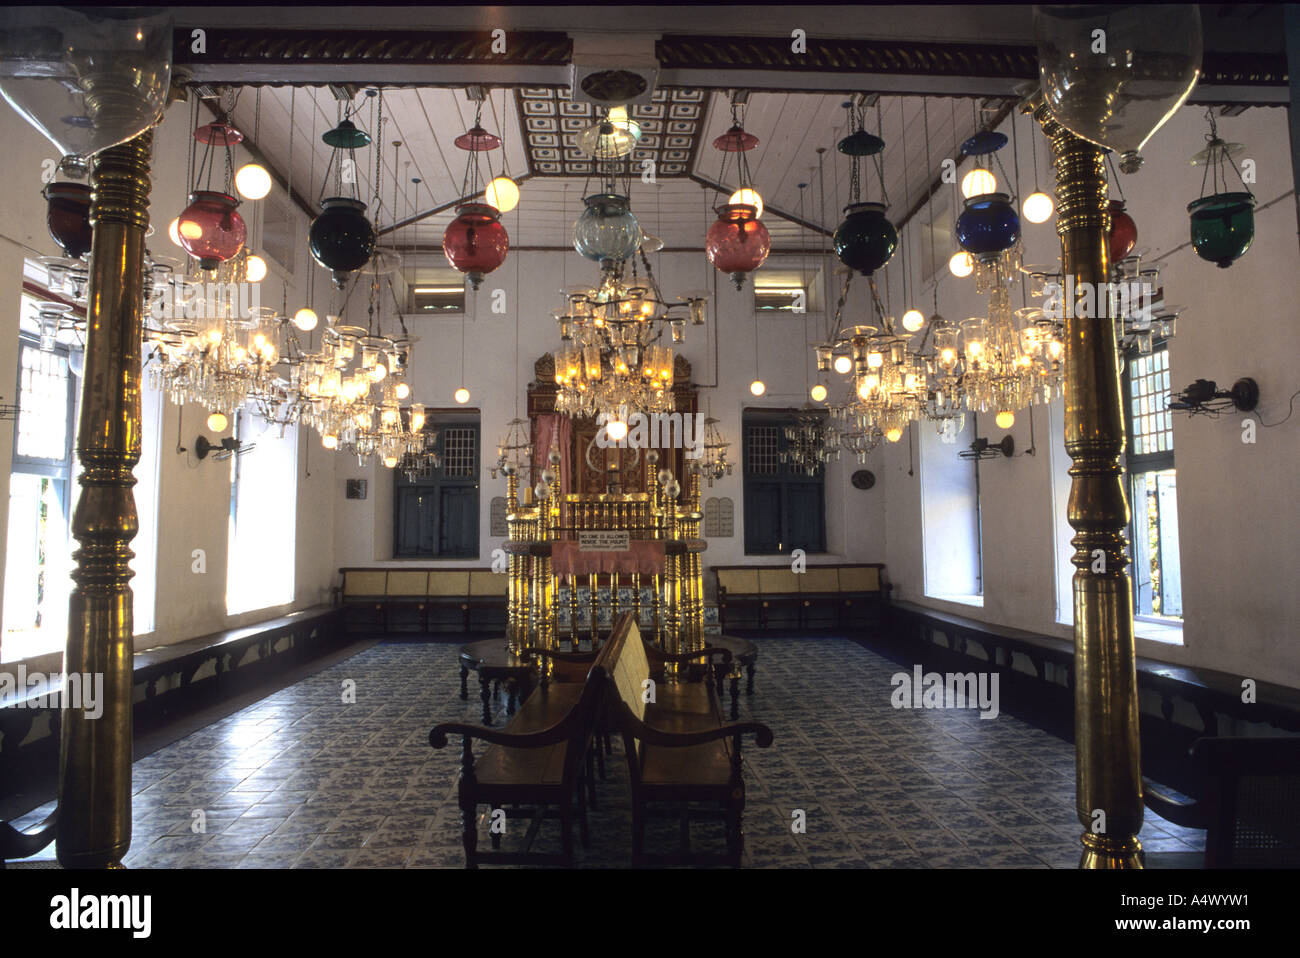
[178,191,247,270]
[1035,4,1202,173]
[443,202,509,289]
[1108,200,1138,264]
[43,182,92,259]
[1188,192,1255,268]
[310,197,376,287]
[706,203,770,288]
[573,193,642,265]
[0,7,173,171]
[955,193,1020,257]
[833,202,897,276]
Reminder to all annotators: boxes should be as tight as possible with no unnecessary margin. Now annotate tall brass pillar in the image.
[1026,97,1143,869]
[57,131,153,869]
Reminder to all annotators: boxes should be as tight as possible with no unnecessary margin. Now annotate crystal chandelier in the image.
[491,417,534,481]
[782,408,840,476]
[550,252,707,425]
[694,413,733,487]
[144,250,280,417]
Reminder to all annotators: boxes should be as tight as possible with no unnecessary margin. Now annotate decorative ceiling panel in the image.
[515,87,706,177]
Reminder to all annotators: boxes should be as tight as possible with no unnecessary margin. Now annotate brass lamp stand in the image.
[1024,95,1144,869]
[56,131,153,869]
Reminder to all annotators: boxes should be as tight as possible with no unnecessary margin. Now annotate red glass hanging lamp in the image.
[443,99,509,290]
[706,102,769,289]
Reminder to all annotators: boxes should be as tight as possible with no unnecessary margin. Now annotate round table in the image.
[458,638,534,725]
[709,635,758,720]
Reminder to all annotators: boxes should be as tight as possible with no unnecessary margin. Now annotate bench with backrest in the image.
[428,646,609,868]
[714,563,890,632]
[339,567,507,635]
[596,614,774,866]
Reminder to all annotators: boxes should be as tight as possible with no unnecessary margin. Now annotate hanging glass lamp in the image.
[43,181,92,259]
[178,190,246,270]
[573,193,642,266]
[310,197,376,288]
[834,201,897,276]
[443,202,509,289]
[706,203,770,289]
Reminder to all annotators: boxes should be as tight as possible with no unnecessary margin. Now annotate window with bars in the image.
[4,333,76,659]
[741,411,826,555]
[13,340,73,474]
[1123,343,1182,621]
[394,415,480,558]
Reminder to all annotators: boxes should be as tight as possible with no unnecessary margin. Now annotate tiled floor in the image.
[12,637,1205,868]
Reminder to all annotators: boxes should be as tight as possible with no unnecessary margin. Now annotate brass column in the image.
[57,131,154,869]
[1026,97,1143,869]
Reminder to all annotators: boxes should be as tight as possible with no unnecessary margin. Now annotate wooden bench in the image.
[339,567,507,635]
[428,647,609,868]
[1,605,346,823]
[1143,736,1300,868]
[597,614,774,866]
[714,563,890,632]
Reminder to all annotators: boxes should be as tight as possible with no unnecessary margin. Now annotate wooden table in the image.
[709,635,758,720]
[458,638,534,725]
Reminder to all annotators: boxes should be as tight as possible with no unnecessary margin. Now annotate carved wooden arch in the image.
[528,352,698,494]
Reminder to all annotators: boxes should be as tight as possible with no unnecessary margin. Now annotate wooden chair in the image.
[429,648,610,868]
[1143,735,1300,868]
[596,614,773,867]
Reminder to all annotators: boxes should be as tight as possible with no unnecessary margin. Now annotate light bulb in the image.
[885,427,903,443]
[245,254,267,282]
[961,167,997,199]
[857,380,873,401]
[902,308,925,332]
[369,362,387,382]
[293,307,318,331]
[605,419,628,442]
[178,218,203,241]
[1022,191,1055,224]
[948,251,974,278]
[168,217,182,247]
[729,187,764,218]
[383,456,398,469]
[206,411,228,432]
[810,383,828,402]
[833,355,853,375]
[395,382,411,399]
[867,351,884,369]
[322,434,338,450]
[995,410,1015,429]
[235,163,272,201]
[485,176,520,213]
[749,380,766,397]
[454,387,470,404]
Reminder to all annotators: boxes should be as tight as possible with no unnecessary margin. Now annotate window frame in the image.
[1121,340,1182,621]
[12,333,76,480]
[393,414,481,559]
[741,408,827,556]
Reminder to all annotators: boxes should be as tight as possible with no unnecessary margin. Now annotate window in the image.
[741,411,825,555]
[753,269,817,313]
[1124,345,1182,621]
[226,409,297,615]
[394,415,480,558]
[919,411,983,603]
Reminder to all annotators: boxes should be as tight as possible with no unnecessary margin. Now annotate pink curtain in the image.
[531,413,573,496]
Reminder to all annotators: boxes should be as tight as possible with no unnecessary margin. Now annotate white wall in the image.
[0,95,338,665]
[879,103,1300,690]
[332,245,890,576]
